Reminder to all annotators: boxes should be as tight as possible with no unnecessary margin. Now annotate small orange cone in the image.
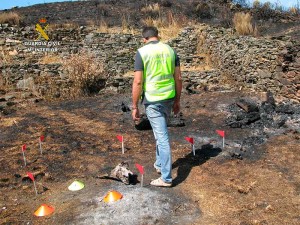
[103,190,123,203]
[34,204,55,217]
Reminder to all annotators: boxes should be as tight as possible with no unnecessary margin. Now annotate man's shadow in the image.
[172,144,222,186]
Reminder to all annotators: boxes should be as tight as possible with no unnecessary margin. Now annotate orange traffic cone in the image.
[103,190,123,203]
[34,204,55,217]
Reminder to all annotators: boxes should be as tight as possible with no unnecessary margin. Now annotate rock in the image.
[0,102,7,110]
[6,101,16,106]
[21,92,33,99]
[4,95,16,101]
[257,69,272,79]
[236,99,259,113]
[16,77,34,89]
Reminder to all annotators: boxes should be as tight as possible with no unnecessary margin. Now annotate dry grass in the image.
[63,51,106,97]
[253,0,261,8]
[92,16,136,34]
[0,12,21,25]
[97,20,109,33]
[233,12,258,36]
[39,54,62,64]
[0,50,13,65]
[48,23,79,30]
[289,7,299,15]
[121,15,129,33]
[141,3,161,17]
[141,11,185,40]
[0,51,14,92]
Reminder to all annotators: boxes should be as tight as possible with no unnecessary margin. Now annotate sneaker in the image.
[153,163,161,174]
[150,177,172,187]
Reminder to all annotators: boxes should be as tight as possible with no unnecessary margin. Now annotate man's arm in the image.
[132,70,143,121]
[173,66,182,115]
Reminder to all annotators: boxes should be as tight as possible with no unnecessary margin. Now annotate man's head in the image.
[142,26,159,42]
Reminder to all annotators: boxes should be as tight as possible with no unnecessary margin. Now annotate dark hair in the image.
[142,26,158,39]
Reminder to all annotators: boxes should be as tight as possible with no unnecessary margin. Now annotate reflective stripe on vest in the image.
[138,42,176,102]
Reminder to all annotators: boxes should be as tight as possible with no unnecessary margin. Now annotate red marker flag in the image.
[216,130,225,137]
[135,163,144,175]
[117,135,125,154]
[27,172,38,195]
[40,136,45,142]
[116,135,123,142]
[27,172,35,181]
[185,137,194,144]
[22,144,26,152]
[135,163,144,187]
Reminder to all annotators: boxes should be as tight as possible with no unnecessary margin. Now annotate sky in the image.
[0,0,298,10]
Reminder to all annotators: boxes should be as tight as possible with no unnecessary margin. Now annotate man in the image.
[132,26,182,187]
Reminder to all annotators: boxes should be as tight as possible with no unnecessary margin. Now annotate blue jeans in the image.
[145,101,173,183]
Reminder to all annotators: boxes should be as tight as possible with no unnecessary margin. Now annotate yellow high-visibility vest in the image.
[138,42,176,102]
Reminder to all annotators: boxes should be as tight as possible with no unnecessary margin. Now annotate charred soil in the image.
[0,91,299,225]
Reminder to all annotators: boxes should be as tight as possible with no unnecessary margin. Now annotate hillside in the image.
[2,0,300,39]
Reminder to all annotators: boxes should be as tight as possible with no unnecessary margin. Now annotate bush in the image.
[141,3,161,18]
[0,12,21,25]
[194,2,212,19]
[141,11,184,40]
[289,7,299,15]
[253,1,276,20]
[160,0,172,7]
[219,5,233,28]
[98,20,109,32]
[253,0,260,8]
[233,12,258,36]
[63,51,107,97]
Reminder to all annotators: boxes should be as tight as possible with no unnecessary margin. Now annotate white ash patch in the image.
[76,185,199,225]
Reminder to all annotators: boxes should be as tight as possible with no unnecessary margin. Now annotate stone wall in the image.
[198,25,300,102]
[0,24,212,97]
[0,23,299,102]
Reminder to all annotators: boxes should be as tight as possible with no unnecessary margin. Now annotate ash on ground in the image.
[225,97,300,131]
[218,95,300,160]
[76,184,200,225]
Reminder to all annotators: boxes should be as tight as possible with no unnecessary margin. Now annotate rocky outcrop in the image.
[199,26,300,102]
[0,23,299,105]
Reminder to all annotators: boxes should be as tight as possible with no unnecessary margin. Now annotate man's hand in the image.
[173,101,180,115]
[132,108,141,122]
[132,71,143,123]
[173,66,182,116]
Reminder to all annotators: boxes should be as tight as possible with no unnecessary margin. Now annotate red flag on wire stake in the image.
[27,172,35,181]
[39,136,44,154]
[185,137,194,144]
[116,135,123,142]
[216,130,225,148]
[27,172,38,195]
[216,130,225,137]
[116,135,125,154]
[135,163,144,175]
[21,145,27,166]
[185,137,195,156]
[135,163,144,187]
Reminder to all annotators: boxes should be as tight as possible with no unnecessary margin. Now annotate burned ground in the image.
[0,91,299,224]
